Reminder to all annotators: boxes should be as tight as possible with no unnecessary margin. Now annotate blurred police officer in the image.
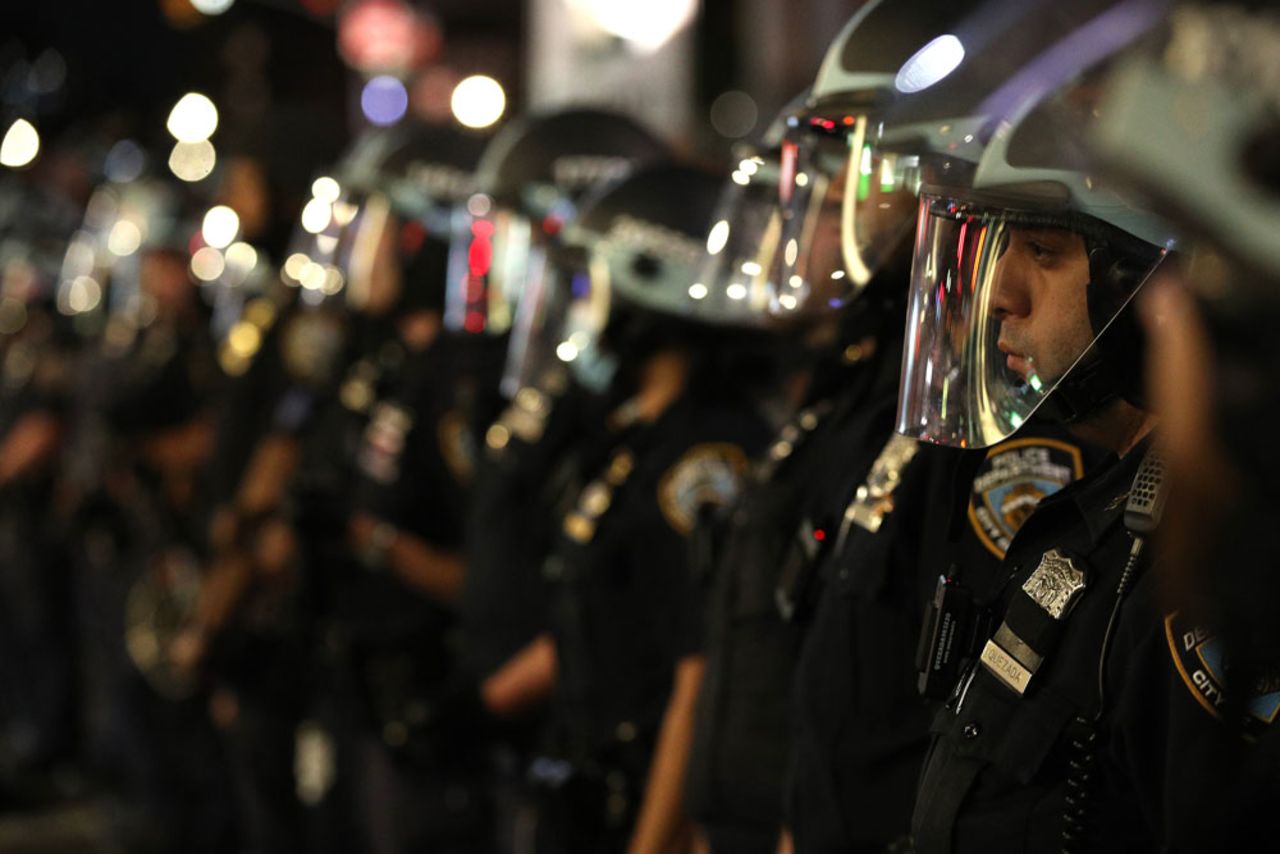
[477,161,783,853]
[455,107,670,851]
[1090,4,1280,847]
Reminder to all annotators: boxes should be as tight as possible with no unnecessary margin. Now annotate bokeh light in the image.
[0,120,40,169]
[361,75,409,126]
[202,206,240,249]
[451,75,505,129]
[169,140,217,182]
[167,93,219,143]
[192,0,236,14]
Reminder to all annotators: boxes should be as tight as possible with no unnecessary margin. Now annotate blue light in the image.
[361,75,409,127]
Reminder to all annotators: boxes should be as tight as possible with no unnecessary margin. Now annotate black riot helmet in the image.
[445,108,669,347]
[282,119,483,319]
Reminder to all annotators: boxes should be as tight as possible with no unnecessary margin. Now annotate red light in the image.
[542,216,562,236]
[842,115,855,126]
[463,312,485,333]
[471,219,494,239]
[468,234,492,278]
[813,529,826,542]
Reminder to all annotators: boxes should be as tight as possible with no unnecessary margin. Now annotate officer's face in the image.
[991,227,1094,384]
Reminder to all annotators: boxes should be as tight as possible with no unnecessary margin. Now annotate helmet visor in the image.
[443,193,540,336]
[283,189,394,308]
[769,116,920,316]
[693,153,784,316]
[896,191,1171,448]
[501,244,608,397]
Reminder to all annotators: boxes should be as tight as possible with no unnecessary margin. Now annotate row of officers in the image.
[1,0,1278,851]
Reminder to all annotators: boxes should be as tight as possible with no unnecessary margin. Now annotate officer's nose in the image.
[990,241,1031,322]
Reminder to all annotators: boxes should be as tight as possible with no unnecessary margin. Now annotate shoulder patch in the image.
[657,443,748,535]
[969,437,1085,558]
[1165,611,1280,740]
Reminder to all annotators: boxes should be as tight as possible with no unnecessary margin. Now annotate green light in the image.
[879,156,896,193]
[1028,372,1043,393]
[857,145,873,201]
[1010,412,1024,430]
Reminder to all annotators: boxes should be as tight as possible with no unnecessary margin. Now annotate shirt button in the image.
[963,722,982,740]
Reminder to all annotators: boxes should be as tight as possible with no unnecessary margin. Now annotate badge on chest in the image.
[979,549,1089,696]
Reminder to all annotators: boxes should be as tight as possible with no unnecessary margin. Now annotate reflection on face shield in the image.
[444,196,527,336]
[770,118,920,317]
[345,199,404,316]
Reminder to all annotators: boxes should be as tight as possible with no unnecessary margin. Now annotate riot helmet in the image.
[888,0,1179,449]
[282,120,482,318]
[559,162,784,396]
[465,108,669,394]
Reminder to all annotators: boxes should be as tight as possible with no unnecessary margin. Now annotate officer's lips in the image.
[998,340,1032,378]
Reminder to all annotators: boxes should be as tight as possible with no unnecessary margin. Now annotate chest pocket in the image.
[938,673,1081,785]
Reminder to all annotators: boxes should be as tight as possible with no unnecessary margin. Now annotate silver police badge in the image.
[1021,549,1087,620]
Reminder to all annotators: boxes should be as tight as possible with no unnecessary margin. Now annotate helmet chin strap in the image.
[1032,350,1122,425]
[1036,243,1154,425]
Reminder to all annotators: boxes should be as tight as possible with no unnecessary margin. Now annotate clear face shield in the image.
[501,243,611,396]
[282,187,407,314]
[896,191,1173,448]
[443,192,540,336]
[768,116,922,317]
[693,152,784,314]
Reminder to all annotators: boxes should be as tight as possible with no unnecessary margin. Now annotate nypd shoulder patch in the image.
[1165,612,1280,740]
[969,437,1084,558]
[657,443,748,535]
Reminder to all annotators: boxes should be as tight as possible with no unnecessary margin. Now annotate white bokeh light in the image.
[0,119,40,168]
[300,198,332,235]
[451,76,506,129]
[191,0,235,14]
[166,93,219,143]
[202,206,240,249]
[311,176,341,204]
[169,140,216,182]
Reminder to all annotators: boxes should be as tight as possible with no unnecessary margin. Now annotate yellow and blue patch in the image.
[969,437,1085,558]
[1165,612,1280,740]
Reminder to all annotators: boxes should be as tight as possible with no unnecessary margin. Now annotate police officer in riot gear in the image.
[679,59,927,846]
[1088,4,1280,846]
[459,107,669,688]
[450,107,670,850]
[477,160,780,853]
[885,2,1201,849]
[172,118,501,854]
